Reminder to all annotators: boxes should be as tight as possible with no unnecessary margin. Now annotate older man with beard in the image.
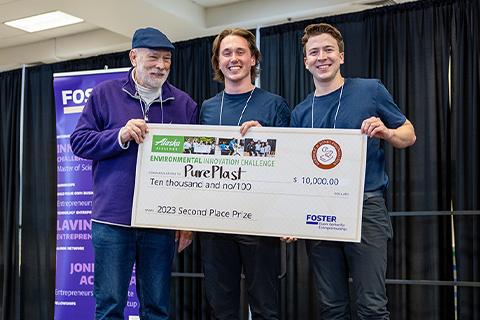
[70,27,198,320]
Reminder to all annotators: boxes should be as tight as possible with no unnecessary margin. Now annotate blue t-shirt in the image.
[200,87,290,127]
[291,78,406,192]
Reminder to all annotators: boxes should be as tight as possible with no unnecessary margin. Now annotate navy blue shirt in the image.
[291,78,406,192]
[200,87,290,127]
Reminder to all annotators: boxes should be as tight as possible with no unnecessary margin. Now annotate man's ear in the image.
[129,50,137,67]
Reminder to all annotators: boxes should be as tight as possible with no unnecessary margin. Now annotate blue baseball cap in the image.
[132,27,175,52]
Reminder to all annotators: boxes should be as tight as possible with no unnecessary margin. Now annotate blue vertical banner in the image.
[54,68,140,320]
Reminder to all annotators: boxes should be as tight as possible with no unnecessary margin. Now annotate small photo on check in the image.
[183,137,216,155]
[218,137,244,156]
[243,138,276,157]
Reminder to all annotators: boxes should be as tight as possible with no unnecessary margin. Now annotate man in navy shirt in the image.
[199,28,290,320]
[286,23,416,320]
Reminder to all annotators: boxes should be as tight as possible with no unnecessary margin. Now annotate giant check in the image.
[132,124,367,242]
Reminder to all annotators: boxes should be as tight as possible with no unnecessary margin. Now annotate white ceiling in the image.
[0,0,417,72]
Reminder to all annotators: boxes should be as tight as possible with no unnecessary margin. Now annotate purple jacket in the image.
[70,67,198,226]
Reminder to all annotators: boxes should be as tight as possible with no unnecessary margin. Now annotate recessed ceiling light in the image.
[4,11,84,33]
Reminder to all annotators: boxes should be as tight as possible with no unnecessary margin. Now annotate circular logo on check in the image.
[312,139,342,169]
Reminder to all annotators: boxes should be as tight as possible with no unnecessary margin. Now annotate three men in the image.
[72,22,415,320]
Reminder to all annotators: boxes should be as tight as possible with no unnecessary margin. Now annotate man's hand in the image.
[120,119,149,144]
[175,230,194,253]
[280,237,298,243]
[239,120,262,136]
[361,116,392,140]
[361,117,416,148]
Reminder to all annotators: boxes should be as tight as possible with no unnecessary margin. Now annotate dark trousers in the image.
[201,233,280,320]
[306,196,393,320]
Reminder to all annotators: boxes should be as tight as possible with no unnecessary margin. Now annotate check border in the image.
[132,124,367,242]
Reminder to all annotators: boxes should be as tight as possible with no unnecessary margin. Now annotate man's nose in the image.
[156,59,166,69]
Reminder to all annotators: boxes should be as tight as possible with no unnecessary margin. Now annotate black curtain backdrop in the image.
[169,35,224,106]
[1,0,479,319]
[0,69,22,320]
[450,0,480,316]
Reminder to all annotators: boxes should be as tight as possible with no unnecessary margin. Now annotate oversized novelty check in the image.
[132,124,367,242]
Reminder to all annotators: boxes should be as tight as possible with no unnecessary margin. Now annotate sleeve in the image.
[273,99,291,127]
[199,100,207,125]
[199,97,215,125]
[70,87,126,161]
[289,109,299,127]
[375,81,407,129]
